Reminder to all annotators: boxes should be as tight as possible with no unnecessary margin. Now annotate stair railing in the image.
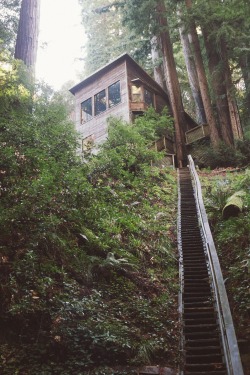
[188,155,244,375]
[177,168,184,375]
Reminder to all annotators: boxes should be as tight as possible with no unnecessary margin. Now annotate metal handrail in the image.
[177,169,184,375]
[188,155,244,375]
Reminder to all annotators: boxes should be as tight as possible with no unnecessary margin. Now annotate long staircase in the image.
[178,157,244,375]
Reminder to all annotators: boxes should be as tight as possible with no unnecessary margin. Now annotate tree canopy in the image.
[79,0,250,144]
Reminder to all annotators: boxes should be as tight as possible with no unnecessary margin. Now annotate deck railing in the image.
[150,136,175,168]
[185,124,210,144]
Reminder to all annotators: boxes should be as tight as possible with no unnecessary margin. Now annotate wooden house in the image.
[69,53,197,155]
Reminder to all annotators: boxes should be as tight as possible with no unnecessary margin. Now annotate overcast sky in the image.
[36,0,85,90]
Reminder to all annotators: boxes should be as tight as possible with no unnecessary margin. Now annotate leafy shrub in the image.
[201,170,250,348]
[192,140,250,168]
[133,106,174,139]
[235,139,250,164]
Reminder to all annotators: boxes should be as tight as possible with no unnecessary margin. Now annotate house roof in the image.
[69,53,168,98]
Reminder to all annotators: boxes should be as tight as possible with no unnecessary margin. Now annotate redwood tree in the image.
[156,0,187,167]
[14,0,40,70]
[185,0,220,146]
[151,35,166,91]
[178,7,206,125]
[202,29,234,146]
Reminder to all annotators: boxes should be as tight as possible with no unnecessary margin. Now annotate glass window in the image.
[81,98,92,123]
[108,81,121,108]
[144,88,153,106]
[131,85,142,102]
[94,89,107,115]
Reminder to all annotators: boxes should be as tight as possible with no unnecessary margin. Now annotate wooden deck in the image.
[185,124,210,144]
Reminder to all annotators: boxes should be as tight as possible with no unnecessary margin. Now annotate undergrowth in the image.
[191,139,250,169]
[0,62,178,374]
[200,169,250,372]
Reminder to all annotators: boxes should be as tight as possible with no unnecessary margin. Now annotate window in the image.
[144,88,153,106]
[108,81,121,107]
[81,98,92,123]
[131,85,142,102]
[94,89,107,115]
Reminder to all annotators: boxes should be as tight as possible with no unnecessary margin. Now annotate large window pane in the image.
[81,98,92,123]
[94,89,107,115]
[144,88,153,106]
[131,85,142,102]
[108,81,121,107]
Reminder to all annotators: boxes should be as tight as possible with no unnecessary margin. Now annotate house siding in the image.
[74,60,130,150]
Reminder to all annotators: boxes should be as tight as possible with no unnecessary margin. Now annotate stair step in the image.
[186,339,221,347]
[186,354,225,364]
[185,372,226,375]
[185,318,217,325]
[185,331,220,339]
[185,346,222,355]
[184,324,218,332]
[184,270,209,280]
[184,311,215,318]
[185,363,226,371]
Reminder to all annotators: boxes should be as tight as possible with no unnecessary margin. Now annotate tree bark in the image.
[220,42,243,140]
[185,0,220,146]
[157,0,187,167]
[239,54,250,121]
[14,0,40,71]
[178,10,206,124]
[151,36,167,92]
[203,29,234,146]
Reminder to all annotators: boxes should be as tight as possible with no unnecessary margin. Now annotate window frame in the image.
[81,97,93,124]
[144,88,154,106]
[108,81,121,108]
[94,89,107,116]
[131,84,142,102]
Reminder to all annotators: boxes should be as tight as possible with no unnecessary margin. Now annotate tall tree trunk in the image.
[157,0,187,167]
[178,9,206,125]
[185,0,220,146]
[14,0,40,72]
[203,29,234,146]
[221,42,243,140]
[151,36,167,91]
[239,54,250,121]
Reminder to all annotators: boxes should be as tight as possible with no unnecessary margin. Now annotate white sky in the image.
[36,0,86,90]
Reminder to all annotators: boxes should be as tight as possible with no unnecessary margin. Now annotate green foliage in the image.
[192,140,250,169]
[79,0,152,76]
[88,108,173,183]
[201,170,250,346]
[134,106,174,139]
[181,0,250,127]
[0,62,178,373]
[0,0,21,52]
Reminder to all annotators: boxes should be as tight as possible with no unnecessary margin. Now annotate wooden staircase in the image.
[178,160,244,375]
[179,167,226,374]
